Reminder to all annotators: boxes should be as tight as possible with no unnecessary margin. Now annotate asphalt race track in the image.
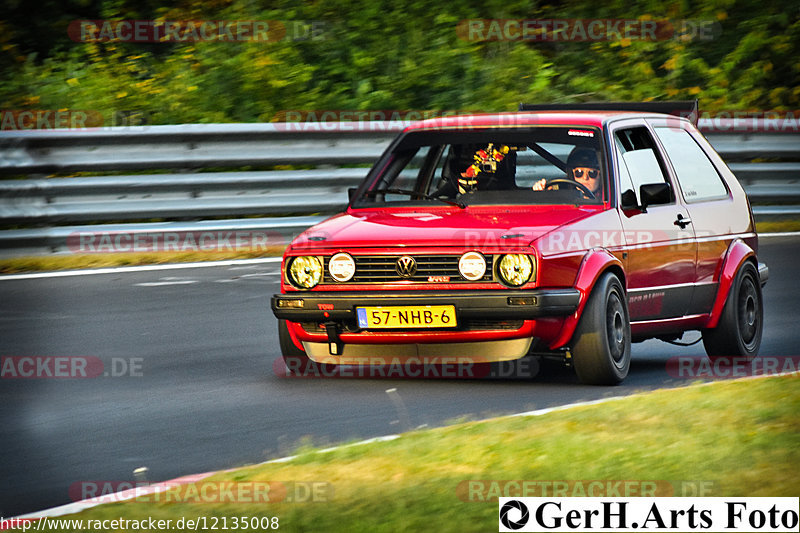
[1,235,798,517]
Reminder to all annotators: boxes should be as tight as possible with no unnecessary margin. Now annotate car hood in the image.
[289,206,601,250]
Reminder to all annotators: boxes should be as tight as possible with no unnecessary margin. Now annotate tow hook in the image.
[324,321,344,356]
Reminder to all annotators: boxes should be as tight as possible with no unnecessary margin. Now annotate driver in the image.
[532,147,602,198]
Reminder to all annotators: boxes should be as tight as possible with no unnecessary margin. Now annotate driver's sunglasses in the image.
[573,168,599,179]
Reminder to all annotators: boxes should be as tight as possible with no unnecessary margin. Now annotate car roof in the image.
[403,111,690,132]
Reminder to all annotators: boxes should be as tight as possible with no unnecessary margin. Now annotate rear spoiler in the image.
[518,100,698,125]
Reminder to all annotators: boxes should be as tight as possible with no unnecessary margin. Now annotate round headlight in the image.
[288,256,322,289]
[498,254,533,286]
[458,251,487,281]
[329,252,356,282]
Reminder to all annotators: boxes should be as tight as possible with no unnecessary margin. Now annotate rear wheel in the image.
[702,262,762,360]
[571,272,631,385]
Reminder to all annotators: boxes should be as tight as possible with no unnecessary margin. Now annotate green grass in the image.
[756,219,800,234]
[34,375,800,532]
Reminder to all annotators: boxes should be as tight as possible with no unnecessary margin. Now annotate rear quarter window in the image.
[654,127,729,202]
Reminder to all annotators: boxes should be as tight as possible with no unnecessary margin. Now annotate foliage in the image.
[1,0,798,125]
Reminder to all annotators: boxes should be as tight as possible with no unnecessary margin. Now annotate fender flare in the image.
[705,239,756,330]
[547,248,625,350]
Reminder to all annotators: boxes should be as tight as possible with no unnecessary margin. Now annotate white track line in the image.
[760,231,800,238]
[0,257,282,281]
[13,371,797,521]
[135,280,199,287]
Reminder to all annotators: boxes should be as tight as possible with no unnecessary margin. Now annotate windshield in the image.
[353,127,606,208]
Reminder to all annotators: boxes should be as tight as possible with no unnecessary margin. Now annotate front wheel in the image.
[571,272,631,385]
[278,319,311,374]
[702,262,763,360]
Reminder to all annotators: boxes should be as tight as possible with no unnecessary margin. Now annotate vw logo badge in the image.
[395,256,417,278]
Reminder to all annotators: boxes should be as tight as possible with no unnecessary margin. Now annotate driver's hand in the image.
[532,178,547,191]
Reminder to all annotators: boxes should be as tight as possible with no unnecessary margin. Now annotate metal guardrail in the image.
[0,120,798,257]
[0,169,364,223]
[0,123,404,173]
[0,123,400,228]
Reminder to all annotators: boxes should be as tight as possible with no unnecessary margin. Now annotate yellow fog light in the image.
[288,256,322,289]
[498,254,533,286]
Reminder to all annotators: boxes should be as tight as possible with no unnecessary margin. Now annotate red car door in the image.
[649,118,756,316]
[609,120,698,321]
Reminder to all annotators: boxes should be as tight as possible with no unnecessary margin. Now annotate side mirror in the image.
[347,187,358,203]
[621,189,638,210]
[640,182,671,210]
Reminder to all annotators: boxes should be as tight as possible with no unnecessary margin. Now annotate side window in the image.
[653,127,728,202]
[614,127,670,204]
[615,136,636,196]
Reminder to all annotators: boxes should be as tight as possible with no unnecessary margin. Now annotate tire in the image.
[702,262,763,360]
[571,272,631,385]
[278,319,310,374]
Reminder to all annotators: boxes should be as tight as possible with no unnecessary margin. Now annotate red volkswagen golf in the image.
[271,102,767,384]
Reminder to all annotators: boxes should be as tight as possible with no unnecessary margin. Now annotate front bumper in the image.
[273,289,580,362]
[271,289,581,322]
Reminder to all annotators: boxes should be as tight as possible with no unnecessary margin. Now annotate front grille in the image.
[323,255,493,284]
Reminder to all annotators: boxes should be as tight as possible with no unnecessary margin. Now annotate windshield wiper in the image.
[364,188,466,209]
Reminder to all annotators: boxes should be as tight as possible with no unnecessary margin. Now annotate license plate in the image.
[356,305,457,329]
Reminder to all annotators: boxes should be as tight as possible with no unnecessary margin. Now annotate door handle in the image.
[674,214,692,229]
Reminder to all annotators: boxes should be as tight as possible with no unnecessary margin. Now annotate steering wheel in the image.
[544,178,596,199]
